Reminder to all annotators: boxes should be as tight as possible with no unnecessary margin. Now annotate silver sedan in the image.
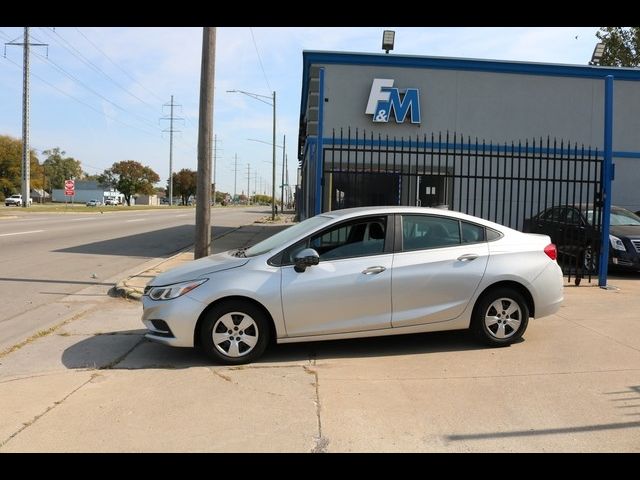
[142,206,564,364]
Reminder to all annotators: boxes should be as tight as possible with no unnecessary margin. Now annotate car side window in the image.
[280,216,387,264]
[402,215,461,251]
[461,221,485,243]
[564,208,581,225]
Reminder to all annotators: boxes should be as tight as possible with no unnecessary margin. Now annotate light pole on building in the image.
[227,89,276,220]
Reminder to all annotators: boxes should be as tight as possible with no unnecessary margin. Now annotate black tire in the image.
[199,300,270,365]
[581,246,596,274]
[472,288,529,347]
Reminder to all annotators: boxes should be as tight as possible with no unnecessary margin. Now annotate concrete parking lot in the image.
[1,224,639,452]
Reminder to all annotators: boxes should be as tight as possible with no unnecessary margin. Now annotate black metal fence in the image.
[322,128,604,282]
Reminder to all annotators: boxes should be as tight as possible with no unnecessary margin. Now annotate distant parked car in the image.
[142,206,564,365]
[86,199,102,207]
[525,204,640,272]
[5,194,32,207]
[104,198,120,205]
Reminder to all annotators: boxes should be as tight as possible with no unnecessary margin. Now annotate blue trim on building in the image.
[315,68,325,216]
[300,51,640,122]
[599,76,615,287]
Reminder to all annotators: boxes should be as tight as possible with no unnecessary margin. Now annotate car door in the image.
[391,214,489,327]
[280,215,393,337]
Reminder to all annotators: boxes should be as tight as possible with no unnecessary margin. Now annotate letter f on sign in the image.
[365,79,394,118]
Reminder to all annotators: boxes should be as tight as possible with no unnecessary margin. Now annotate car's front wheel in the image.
[472,288,529,346]
[199,300,270,365]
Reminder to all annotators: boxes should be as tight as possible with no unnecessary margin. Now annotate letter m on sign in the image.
[387,88,421,124]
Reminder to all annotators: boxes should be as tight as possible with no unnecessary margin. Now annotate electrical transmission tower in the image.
[160,95,183,206]
[4,27,48,208]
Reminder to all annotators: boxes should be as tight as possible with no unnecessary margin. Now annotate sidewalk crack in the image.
[304,366,329,453]
[0,373,98,449]
[99,337,146,369]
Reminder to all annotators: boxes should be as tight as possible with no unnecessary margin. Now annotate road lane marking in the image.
[125,218,147,222]
[69,217,95,221]
[0,230,45,237]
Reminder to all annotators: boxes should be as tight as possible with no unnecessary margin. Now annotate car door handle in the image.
[457,253,479,262]
[362,266,386,275]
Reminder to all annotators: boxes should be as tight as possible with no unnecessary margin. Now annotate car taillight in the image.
[544,243,557,261]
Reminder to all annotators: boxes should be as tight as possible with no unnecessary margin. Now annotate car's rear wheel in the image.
[472,288,529,346]
[581,246,597,274]
[199,300,270,365]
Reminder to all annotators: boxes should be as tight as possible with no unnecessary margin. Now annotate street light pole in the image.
[280,134,285,213]
[271,91,276,220]
[227,89,277,220]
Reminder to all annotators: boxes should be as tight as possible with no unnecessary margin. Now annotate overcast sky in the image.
[0,27,601,196]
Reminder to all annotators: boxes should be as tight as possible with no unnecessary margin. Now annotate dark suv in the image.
[524,204,640,273]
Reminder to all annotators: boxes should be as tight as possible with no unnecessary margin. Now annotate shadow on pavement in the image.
[53,225,234,258]
[61,328,490,370]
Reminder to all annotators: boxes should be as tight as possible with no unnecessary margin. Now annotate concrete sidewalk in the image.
[1,212,639,452]
[114,214,295,300]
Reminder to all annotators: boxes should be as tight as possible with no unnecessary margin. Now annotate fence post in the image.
[598,75,614,288]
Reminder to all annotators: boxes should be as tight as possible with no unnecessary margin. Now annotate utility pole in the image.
[5,27,47,208]
[195,27,216,259]
[272,91,276,220]
[280,134,286,213]
[285,154,290,208]
[233,153,238,201]
[212,134,222,206]
[252,171,258,203]
[161,95,182,206]
[246,163,251,205]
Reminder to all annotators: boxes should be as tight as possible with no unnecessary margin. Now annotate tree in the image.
[42,148,83,190]
[0,134,41,199]
[169,168,197,206]
[596,27,640,67]
[98,160,160,206]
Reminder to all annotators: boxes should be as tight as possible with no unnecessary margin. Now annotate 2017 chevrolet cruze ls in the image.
[142,206,564,364]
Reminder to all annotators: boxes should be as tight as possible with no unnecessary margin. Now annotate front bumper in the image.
[141,293,206,347]
[610,249,640,271]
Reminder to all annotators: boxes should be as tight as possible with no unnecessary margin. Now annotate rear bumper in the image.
[532,261,564,318]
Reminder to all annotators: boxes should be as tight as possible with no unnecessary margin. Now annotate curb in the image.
[113,226,242,301]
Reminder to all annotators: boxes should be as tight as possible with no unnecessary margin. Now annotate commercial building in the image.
[297,51,640,229]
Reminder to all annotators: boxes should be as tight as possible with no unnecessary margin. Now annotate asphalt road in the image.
[0,206,269,348]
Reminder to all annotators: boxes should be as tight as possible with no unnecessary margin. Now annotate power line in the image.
[249,27,272,93]
[73,27,164,104]
[30,49,161,132]
[38,27,160,113]
[2,54,159,137]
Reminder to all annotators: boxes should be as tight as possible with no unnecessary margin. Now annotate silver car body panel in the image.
[281,253,393,336]
[141,206,564,349]
[391,242,489,328]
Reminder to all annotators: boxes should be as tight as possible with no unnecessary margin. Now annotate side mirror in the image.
[293,248,320,273]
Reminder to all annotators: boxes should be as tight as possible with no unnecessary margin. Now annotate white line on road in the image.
[175,214,192,217]
[125,218,147,223]
[0,230,45,237]
[69,217,95,221]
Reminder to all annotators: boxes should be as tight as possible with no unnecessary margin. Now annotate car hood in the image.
[610,225,640,239]
[148,251,249,286]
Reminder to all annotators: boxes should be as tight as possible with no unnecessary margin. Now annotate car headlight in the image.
[146,279,208,301]
[609,234,627,252]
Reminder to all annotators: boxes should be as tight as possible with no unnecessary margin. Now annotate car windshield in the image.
[586,208,640,226]
[243,215,333,257]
